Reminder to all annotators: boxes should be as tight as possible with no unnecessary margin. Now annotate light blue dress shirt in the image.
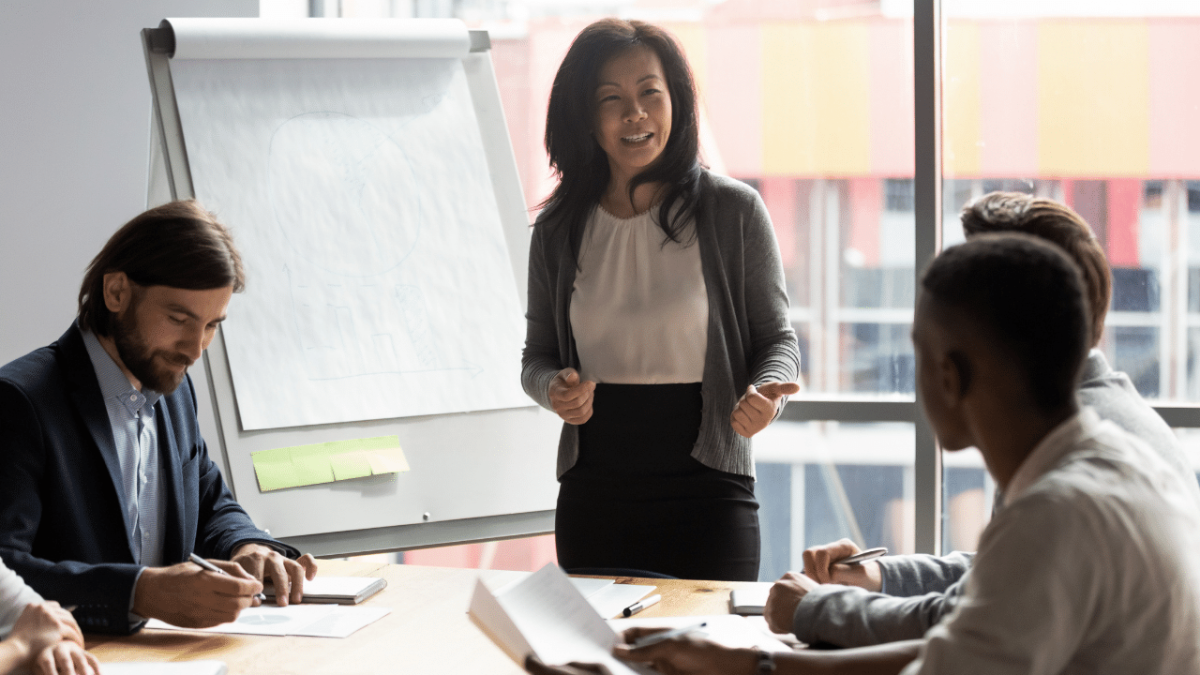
[80,331,167,568]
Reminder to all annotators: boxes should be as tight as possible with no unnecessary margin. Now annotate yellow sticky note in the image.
[330,451,373,481]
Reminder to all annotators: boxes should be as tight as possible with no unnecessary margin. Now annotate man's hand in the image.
[232,543,318,606]
[132,559,262,627]
[803,538,883,590]
[548,368,595,425]
[30,641,100,675]
[7,602,84,665]
[614,629,757,675]
[763,571,819,634]
[730,382,801,438]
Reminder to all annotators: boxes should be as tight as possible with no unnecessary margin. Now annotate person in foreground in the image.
[0,557,98,675]
[765,192,1200,646]
[0,200,317,635]
[611,234,1200,673]
[522,18,800,581]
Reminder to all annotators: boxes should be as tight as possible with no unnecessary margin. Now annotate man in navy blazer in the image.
[0,201,317,635]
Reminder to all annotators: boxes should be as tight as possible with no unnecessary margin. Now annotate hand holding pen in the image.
[802,539,887,589]
[190,553,267,602]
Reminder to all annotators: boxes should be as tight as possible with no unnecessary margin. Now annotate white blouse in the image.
[0,556,42,638]
[570,205,708,384]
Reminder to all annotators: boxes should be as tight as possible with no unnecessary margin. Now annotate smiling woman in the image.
[521,18,801,581]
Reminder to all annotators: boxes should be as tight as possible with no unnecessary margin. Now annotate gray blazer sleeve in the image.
[878,551,974,596]
[792,571,971,647]
[520,223,562,411]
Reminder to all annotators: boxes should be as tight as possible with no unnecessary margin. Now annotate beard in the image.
[112,303,192,394]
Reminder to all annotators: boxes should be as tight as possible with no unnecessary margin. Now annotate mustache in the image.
[161,352,194,368]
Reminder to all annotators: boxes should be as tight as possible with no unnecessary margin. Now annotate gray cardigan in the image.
[521,171,801,479]
[792,350,1196,647]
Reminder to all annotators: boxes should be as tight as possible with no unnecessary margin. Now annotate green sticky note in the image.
[330,451,372,481]
[254,460,298,492]
[251,435,404,492]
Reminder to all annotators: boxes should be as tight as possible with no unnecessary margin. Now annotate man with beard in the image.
[0,200,317,635]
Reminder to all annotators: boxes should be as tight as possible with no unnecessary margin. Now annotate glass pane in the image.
[755,421,915,581]
[940,448,993,555]
[941,2,1200,546]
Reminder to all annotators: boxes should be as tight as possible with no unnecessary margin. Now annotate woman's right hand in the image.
[8,601,85,667]
[549,368,595,425]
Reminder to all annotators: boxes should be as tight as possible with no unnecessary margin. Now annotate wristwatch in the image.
[755,650,776,674]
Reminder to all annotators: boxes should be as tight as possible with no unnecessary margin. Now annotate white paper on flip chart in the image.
[468,564,656,675]
[171,53,530,430]
[102,662,227,675]
[145,604,390,638]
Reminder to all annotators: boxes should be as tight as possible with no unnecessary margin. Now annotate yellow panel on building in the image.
[1038,21,1149,177]
[944,21,981,177]
[763,23,870,176]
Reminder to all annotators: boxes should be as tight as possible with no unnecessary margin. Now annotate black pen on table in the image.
[188,552,267,602]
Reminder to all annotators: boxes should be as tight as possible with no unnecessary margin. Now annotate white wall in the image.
[0,0,257,364]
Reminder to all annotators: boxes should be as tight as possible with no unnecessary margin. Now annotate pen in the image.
[622,594,661,617]
[838,547,888,565]
[629,622,708,649]
[188,553,267,602]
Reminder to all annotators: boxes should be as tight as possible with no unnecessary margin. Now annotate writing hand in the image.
[730,382,801,438]
[615,628,756,675]
[132,559,262,628]
[548,368,596,425]
[232,543,319,606]
[802,538,883,590]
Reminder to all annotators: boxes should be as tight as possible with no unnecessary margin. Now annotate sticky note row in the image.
[252,435,410,492]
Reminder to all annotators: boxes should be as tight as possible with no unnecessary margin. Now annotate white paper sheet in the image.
[468,564,655,675]
[608,614,793,653]
[171,56,530,430]
[145,604,390,638]
[586,583,657,619]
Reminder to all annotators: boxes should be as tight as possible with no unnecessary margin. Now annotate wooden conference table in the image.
[86,560,763,675]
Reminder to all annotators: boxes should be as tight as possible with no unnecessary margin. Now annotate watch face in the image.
[757,651,777,674]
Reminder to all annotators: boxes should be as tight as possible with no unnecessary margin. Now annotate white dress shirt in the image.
[570,205,708,384]
[0,556,42,638]
[903,408,1200,674]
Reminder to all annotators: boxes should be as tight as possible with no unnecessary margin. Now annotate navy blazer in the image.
[0,323,298,634]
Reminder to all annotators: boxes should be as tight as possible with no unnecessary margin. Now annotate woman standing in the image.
[521,18,800,582]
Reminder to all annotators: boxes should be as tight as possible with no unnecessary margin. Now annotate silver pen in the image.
[188,552,267,602]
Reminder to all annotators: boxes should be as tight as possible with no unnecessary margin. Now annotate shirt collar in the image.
[1080,349,1110,383]
[1004,407,1102,505]
[80,329,163,414]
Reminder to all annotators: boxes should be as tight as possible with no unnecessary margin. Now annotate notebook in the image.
[729,582,774,616]
[264,576,387,605]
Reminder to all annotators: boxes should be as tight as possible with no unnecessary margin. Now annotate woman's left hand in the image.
[730,382,801,438]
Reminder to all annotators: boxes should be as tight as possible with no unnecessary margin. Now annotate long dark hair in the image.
[78,199,245,337]
[540,18,704,262]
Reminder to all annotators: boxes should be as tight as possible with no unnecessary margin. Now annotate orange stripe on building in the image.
[944,20,981,177]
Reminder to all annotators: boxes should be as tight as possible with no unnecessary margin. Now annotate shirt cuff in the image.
[127,566,149,630]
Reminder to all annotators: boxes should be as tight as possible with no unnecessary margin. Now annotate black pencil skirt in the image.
[554,383,761,581]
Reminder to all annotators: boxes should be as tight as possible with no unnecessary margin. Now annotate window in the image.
[272,0,1200,574]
